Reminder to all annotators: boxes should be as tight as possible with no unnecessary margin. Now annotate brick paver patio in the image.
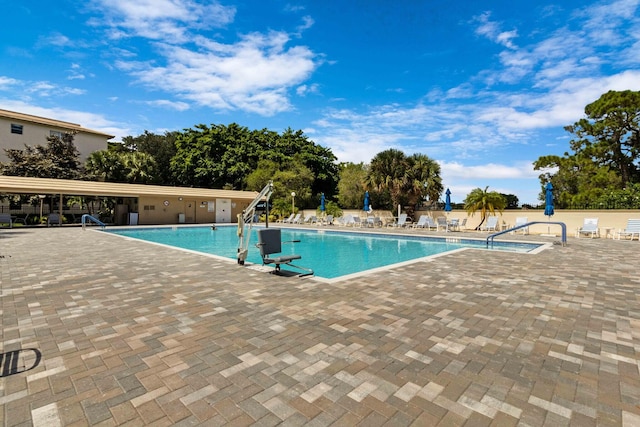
[1,226,639,426]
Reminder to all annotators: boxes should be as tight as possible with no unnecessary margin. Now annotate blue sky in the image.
[1,0,639,204]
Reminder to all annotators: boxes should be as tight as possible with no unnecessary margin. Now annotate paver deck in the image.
[1,226,639,426]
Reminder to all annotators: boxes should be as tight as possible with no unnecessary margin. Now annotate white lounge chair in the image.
[436,216,449,232]
[320,215,333,225]
[616,219,640,241]
[338,214,355,227]
[480,216,499,232]
[576,218,599,238]
[278,213,294,223]
[514,217,529,235]
[448,218,460,231]
[414,215,437,230]
[290,213,302,224]
[412,215,429,229]
[388,213,409,227]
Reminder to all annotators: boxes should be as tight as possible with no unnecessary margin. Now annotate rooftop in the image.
[1,226,639,425]
[0,109,114,139]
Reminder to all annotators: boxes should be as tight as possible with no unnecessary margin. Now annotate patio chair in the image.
[448,218,460,231]
[479,216,499,232]
[514,217,529,235]
[320,215,333,225]
[255,228,313,277]
[387,213,409,228]
[0,213,12,228]
[616,219,640,241]
[457,218,467,230]
[367,216,382,227]
[336,214,353,227]
[436,216,449,232]
[290,213,302,224]
[411,215,428,229]
[278,213,294,223]
[576,218,599,238]
[47,213,62,227]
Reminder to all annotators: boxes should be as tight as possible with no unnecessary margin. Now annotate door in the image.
[216,198,231,223]
[185,201,196,223]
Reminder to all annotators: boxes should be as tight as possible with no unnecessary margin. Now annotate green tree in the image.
[500,193,520,209]
[406,153,443,207]
[170,123,338,202]
[1,132,83,179]
[535,90,640,206]
[123,152,158,184]
[337,162,367,208]
[365,149,442,214]
[122,131,179,185]
[245,158,314,216]
[85,149,127,182]
[463,186,506,229]
[365,149,409,211]
[566,90,640,186]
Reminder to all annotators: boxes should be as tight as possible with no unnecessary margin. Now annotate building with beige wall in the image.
[0,109,114,162]
[0,176,261,226]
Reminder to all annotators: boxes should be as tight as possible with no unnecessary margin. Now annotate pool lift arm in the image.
[237,180,273,265]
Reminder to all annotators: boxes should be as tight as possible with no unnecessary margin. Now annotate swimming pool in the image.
[103,225,545,281]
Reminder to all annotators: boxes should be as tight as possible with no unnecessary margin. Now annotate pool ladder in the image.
[81,214,106,230]
[486,221,567,247]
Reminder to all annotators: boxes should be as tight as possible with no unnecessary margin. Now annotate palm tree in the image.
[406,153,443,207]
[464,186,507,229]
[85,150,126,182]
[365,149,409,211]
[123,152,158,184]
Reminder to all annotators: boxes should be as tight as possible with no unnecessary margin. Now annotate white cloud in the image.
[296,83,319,96]
[88,0,236,42]
[473,12,518,49]
[440,160,538,180]
[144,99,190,111]
[0,76,19,90]
[117,31,318,115]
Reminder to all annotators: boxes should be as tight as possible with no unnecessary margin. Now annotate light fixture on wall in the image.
[178,197,183,201]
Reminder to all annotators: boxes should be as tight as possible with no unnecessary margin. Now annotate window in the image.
[11,124,23,134]
[50,130,64,139]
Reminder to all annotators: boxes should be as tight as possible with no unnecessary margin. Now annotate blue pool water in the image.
[103,226,543,280]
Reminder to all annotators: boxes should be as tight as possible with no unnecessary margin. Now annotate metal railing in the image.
[486,221,567,247]
[81,214,106,230]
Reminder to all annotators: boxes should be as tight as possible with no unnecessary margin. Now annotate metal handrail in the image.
[81,214,106,230]
[486,221,567,246]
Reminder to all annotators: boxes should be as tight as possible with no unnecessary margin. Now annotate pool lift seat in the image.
[256,228,313,277]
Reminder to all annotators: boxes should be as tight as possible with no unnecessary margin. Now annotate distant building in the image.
[0,109,114,163]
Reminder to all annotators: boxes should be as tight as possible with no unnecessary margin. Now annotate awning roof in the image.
[0,176,259,200]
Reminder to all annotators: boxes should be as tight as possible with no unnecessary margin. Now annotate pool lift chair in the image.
[235,181,312,277]
[255,228,313,277]
[237,181,274,265]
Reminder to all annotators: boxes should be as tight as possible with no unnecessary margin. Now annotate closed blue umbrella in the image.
[363,191,370,212]
[544,182,554,218]
[320,193,326,212]
[444,188,452,212]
